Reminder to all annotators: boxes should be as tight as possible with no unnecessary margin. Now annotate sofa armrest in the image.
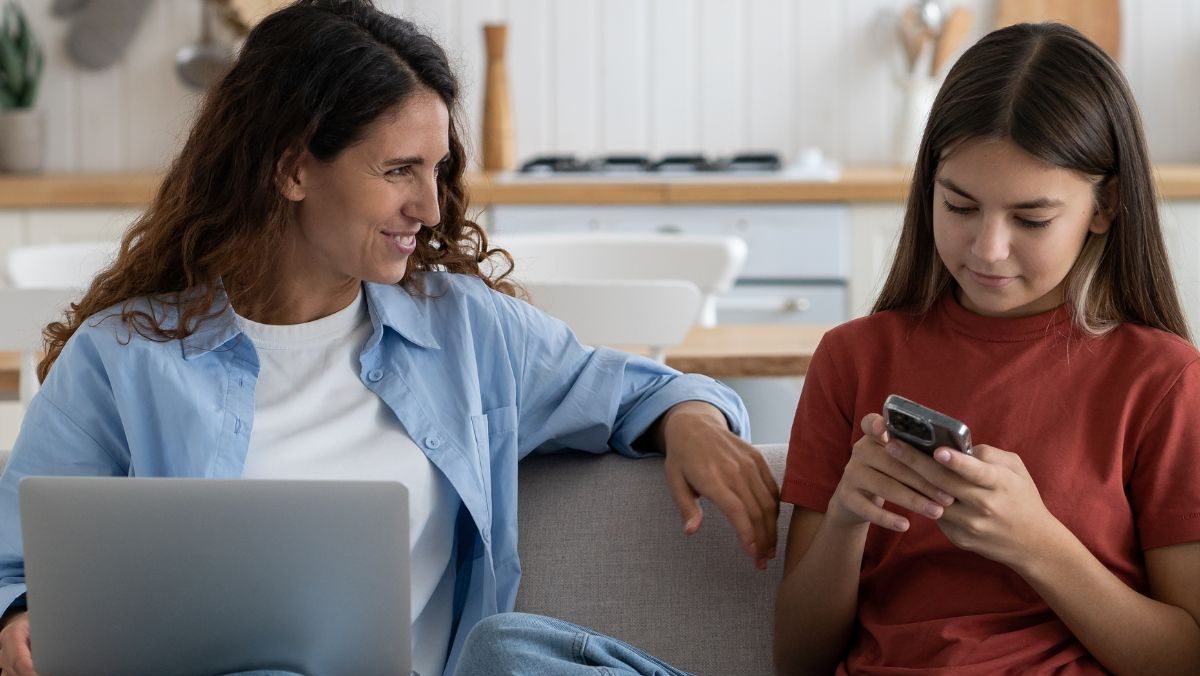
[515,443,791,676]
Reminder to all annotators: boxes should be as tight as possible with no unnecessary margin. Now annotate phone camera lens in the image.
[890,411,933,443]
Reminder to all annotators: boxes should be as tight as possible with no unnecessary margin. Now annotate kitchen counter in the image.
[3,165,1200,208]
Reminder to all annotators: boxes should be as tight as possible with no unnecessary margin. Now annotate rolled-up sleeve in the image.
[490,290,750,458]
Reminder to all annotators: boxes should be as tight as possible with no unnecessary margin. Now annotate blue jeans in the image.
[455,612,692,675]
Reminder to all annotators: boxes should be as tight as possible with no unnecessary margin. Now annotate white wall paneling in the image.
[599,0,649,153]
[15,0,1200,171]
[697,0,744,156]
[747,0,794,155]
[648,0,698,155]
[550,0,598,155]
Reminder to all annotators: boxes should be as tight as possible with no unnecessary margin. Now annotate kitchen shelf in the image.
[2,166,1200,208]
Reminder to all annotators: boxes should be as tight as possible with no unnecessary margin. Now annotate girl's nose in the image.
[970,216,1010,263]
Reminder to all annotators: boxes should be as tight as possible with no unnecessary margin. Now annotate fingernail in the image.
[924,503,943,518]
[937,490,955,505]
[895,519,910,531]
[758,558,768,570]
[935,449,952,463]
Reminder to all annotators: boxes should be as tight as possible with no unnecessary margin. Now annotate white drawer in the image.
[717,283,848,325]
[489,205,849,280]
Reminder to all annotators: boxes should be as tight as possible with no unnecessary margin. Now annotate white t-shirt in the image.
[237,288,457,676]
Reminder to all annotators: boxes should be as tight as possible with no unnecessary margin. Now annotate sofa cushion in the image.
[515,444,791,676]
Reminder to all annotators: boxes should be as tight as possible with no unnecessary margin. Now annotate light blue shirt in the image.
[0,273,749,674]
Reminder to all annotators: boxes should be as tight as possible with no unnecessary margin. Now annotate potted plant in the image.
[0,0,44,172]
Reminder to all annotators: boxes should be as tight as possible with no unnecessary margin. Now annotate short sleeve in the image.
[782,330,857,512]
[1130,358,1200,550]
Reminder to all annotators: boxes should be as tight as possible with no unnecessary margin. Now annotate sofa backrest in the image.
[515,444,791,676]
[0,444,796,676]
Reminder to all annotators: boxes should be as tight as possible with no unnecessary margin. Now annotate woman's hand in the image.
[0,610,39,676]
[825,414,956,533]
[887,442,1064,568]
[658,401,780,570]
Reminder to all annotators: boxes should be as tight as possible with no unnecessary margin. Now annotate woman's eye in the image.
[386,166,413,177]
[942,199,976,215]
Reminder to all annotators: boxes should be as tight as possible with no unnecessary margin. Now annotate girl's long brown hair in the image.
[873,22,1190,342]
[39,0,513,381]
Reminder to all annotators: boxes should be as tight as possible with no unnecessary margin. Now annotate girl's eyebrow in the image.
[936,177,1065,210]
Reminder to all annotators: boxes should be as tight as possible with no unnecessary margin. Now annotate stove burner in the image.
[518,152,783,174]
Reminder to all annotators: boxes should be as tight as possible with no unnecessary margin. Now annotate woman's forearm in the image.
[774,514,868,676]
[1016,522,1200,676]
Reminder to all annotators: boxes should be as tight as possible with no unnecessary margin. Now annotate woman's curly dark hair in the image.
[39,0,514,381]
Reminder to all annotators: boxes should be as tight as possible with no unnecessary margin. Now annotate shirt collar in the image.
[178,279,441,360]
[363,281,441,350]
[180,286,245,360]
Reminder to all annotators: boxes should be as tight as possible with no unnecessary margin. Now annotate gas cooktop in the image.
[518,152,784,175]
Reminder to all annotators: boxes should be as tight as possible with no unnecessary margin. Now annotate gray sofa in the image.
[515,444,790,675]
[0,443,791,675]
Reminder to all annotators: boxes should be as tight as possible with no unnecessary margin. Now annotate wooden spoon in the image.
[931,7,974,76]
[898,5,928,74]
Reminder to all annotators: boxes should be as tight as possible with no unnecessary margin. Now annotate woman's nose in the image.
[406,172,441,228]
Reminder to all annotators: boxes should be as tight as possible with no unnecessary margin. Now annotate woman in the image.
[774,23,1200,675]
[0,2,778,675]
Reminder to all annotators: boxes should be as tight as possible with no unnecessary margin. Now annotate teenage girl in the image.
[774,22,1200,675]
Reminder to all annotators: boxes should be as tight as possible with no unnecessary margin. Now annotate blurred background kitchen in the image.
[1,0,1198,447]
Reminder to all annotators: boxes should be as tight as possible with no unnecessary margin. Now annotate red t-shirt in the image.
[783,293,1200,675]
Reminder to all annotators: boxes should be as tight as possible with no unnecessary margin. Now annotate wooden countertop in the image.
[0,323,828,399]
[3,165,1199,208]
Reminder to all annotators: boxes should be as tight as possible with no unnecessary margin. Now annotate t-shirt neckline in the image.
[936,290,1074,343]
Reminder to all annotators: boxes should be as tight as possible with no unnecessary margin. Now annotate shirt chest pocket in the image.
[469,405,519,502]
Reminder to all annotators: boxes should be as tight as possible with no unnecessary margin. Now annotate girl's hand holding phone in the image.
[826,413,957,533]
[888,441,1067,570]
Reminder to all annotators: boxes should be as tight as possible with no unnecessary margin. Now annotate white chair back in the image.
[0,288,80,405]
[2,242,115,408]
[4,241,119,289]
[492,233,746,326]
[523,280,702,362]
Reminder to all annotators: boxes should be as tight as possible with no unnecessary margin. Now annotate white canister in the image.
[893,75,939,166]
[0,109,45,174]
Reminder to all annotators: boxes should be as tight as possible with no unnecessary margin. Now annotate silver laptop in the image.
[19,477,412,676]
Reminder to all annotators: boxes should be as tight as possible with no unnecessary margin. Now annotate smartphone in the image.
[882,394,973,456]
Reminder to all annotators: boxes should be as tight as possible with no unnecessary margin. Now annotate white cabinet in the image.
[849,203,904,318]
[1162,200,1200,333]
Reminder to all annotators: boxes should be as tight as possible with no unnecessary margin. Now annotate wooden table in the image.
[659,323,827,378]
[0,324,828,398]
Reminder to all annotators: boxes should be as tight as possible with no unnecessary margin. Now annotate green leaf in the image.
[18,39,39,106]
[0,0,40,109]
[0,86,15,110]
[0,36,23,97]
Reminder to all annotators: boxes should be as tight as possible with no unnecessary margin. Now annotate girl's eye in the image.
[1016,216,1053,229]
[942,199,976,215]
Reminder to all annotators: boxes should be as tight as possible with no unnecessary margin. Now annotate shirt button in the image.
[423,436,442,450]
[366,369,384,382]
